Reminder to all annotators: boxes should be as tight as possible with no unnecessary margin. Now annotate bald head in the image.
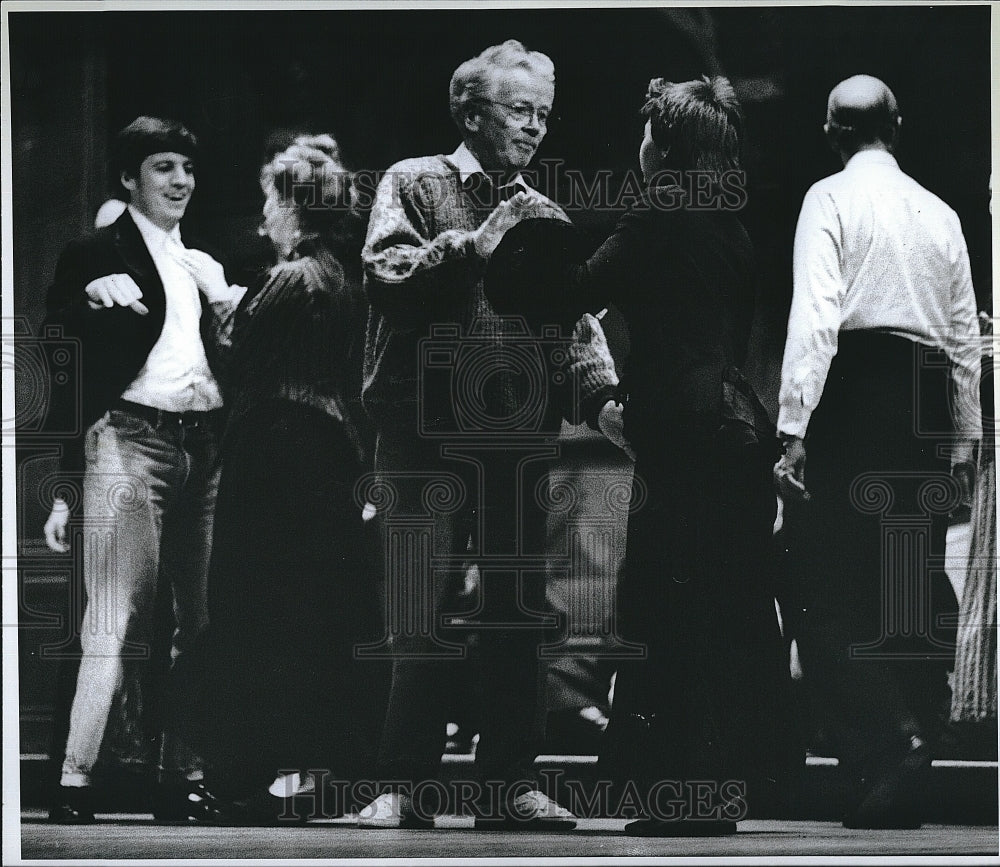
[825,74,901,158]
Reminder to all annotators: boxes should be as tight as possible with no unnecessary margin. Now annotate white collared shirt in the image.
[778,150,981,440]
[119,205,224,412]
[447,142,529,192]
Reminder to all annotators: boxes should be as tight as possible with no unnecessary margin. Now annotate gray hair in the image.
[449,39,554,128]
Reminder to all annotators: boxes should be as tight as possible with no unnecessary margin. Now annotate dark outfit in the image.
[171,240,386,799]
[488,192,799,821]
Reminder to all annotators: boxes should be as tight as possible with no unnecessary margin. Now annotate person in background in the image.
[774,75,982,829]
[169,135,386,824]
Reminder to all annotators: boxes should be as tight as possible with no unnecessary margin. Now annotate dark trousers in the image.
[787,332,959,767]
[369,422,553,791]
[170,402,387,794]
[604,421,798,813]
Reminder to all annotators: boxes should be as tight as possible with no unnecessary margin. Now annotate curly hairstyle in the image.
[261,133,351,239]
[641,76,743,174]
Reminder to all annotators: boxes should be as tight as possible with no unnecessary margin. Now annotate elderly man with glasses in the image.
[357,39,579,831]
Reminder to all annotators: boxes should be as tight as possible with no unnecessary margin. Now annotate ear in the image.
[823,123,839,154]
[120,171,137,194]
[462,105,485,135]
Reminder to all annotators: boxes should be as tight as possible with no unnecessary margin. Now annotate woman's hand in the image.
[598,400,636,461]
[172,248,233,302]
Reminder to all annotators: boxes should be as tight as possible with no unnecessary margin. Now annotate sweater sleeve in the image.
[362,162,485,331]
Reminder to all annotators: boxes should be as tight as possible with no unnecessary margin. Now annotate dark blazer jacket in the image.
[43,210,226,480]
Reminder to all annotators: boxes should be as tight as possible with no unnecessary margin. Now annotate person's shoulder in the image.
[804,168,847,198]
[54,221,119,270]
[270,250,343,294]
[383,154,451,181]
[71,220,120,248]
[898,171,962,223]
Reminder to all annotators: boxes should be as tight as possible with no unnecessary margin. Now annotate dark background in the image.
[11,5,992,756]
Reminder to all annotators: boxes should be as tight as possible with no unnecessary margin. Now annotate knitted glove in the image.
[567,312,619,427]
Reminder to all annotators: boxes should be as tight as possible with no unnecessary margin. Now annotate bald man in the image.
[774,75,982,829]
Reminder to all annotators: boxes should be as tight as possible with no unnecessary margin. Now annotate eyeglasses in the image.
[481,99,555,127]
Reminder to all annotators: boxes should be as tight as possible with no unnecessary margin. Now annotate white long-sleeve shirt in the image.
[120,205,224,412]
[777,149,982,443]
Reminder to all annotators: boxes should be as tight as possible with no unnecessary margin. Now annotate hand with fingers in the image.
[474,191,567,259]
[170,248,232,301]
[513,188,567,222]
[474,197,527,259]
[84,273,149,315]
[44,498,71,553]
[774,434,811,502]
[597,400,636,462]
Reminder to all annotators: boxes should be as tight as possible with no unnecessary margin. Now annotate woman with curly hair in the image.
[171,135,386,824]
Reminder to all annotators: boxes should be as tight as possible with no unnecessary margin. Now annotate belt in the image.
[114,399,221,428]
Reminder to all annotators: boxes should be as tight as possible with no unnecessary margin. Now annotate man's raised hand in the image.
[84,274,149,315]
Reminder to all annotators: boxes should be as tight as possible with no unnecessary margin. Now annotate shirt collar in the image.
[845,149,899,171]
[128,204,183,251]
[447,142,529,191]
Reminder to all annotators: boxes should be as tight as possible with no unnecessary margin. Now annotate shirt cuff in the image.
[209,284,247,307]
[776,407,810,440]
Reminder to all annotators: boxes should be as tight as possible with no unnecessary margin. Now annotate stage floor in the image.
[16,812,999,860]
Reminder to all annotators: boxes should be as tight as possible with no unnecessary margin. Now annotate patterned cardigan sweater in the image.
[361,152,604,435]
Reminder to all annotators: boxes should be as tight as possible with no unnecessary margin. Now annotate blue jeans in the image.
[61,407,219,786]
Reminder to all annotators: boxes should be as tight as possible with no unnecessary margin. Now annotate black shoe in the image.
[48,786,96,824]
[842,737,931,830]
[152,780,233,824]
[225,789,315,826]
[624,819,738,837]
[545,707,609,755]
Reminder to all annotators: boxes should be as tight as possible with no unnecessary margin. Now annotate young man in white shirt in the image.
[43,116,244,824]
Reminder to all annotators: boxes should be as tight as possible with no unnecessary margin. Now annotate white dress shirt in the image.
[777,149,981,442]
[120,205,224,412]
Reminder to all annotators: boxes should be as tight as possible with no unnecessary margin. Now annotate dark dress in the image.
[171,240,387,797]
[488,189,800,819]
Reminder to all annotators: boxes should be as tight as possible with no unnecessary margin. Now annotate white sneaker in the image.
[357,792,434,829]
[475,790,578,830]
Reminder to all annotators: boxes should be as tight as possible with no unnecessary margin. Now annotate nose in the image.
[170,165,190,186]
[523,114,542,135]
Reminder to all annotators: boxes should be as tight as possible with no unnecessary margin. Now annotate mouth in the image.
[165,193,190,204]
